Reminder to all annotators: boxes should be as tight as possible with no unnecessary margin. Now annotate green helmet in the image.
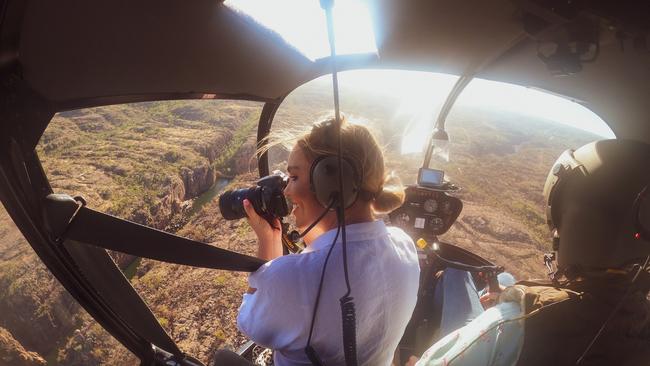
[543,139,650,271]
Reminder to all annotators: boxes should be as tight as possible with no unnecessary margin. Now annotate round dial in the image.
[423,199,438,213]
[394,212,411,227]
[431,217,445,230]
[442,201,452,214]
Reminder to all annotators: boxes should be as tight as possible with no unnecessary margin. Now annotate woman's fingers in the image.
[244,199,283,260]
[244,199,273,234]
[243,199,264,221]
[242,199,257,218]
[271,217,282,232]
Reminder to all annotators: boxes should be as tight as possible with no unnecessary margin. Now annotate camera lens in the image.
[219,187,257,220]
[218,173,290,221]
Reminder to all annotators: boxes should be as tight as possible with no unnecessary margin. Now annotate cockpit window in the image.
[39,100,263,229]
[270,69,614,281]
[31,99,264,364]
[226,0,377,60]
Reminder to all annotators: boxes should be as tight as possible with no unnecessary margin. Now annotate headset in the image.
[544,149,588,250]
[310,155,360,210]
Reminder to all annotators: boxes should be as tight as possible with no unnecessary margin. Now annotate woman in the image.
[236,118,420,365]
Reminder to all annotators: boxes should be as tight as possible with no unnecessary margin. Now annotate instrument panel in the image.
[389,184,462,238]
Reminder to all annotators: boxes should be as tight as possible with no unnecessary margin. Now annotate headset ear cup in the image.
[310,156,359,209]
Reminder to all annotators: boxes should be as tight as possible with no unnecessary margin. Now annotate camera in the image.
[219,172,291,221]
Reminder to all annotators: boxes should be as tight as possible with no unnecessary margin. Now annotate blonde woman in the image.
[227,118,420,365]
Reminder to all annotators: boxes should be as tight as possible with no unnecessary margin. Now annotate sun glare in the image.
[226,0,377,60]
[334,70,614,155]
[224,1,614,152]
[455,79,616,139]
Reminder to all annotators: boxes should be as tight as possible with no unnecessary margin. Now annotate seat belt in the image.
[43,194,265,272]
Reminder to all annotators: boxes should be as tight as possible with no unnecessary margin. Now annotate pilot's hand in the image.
[405,356,419,366]
[479,285,505,309]
[243,199,282,261]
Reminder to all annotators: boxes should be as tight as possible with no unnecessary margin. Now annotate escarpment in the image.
[0,209,80,361]
[0,327,46,366]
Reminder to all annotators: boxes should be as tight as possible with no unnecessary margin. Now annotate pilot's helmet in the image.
[543,139,650,271]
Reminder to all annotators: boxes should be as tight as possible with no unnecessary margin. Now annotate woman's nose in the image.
[283,182,292,198]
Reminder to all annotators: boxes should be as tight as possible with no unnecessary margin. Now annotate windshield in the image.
[269,69,614,280]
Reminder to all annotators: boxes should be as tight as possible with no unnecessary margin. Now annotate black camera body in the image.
[219,172,291,221]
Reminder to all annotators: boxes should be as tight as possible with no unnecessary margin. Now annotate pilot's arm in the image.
[416,298,524,366]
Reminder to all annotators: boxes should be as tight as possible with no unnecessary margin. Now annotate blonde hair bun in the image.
[372,172,405,214]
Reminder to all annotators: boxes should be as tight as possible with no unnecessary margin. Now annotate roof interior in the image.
[7,0,650,142]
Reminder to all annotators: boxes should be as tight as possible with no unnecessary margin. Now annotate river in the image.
[189,177,232,215]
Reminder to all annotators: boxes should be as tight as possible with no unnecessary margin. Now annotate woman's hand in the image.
[243,199,283,261]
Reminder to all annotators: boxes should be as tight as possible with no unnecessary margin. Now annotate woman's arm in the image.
[237,256,308,351]
[243,199,283,261]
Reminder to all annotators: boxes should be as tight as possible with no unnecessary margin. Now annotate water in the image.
[189,177,232,215]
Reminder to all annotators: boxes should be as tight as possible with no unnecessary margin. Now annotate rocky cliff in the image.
[0,253,80,356]
[0,327,46,366]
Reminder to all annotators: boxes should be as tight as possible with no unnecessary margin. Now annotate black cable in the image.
[290,200,337,243]
[319,1,358,364]
[337,207,358,366]
[305,222,341,366]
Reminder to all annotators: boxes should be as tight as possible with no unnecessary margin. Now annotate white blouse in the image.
[237,220,420,366]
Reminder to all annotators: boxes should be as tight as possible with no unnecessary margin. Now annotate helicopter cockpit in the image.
[0,1,648,365]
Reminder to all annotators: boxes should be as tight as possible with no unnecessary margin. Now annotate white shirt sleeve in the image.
[237,255,311,351]
[415,301,525,366]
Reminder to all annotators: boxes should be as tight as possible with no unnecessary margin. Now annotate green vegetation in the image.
[123,257,142,281]
[45,348,60,365]
[157,317,169,328]
[212,112,258,173]
[214,274,228,287]
[213,329,227,342]
[188,178,232,216]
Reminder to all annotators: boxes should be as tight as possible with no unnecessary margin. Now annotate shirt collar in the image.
[302,220,387,253]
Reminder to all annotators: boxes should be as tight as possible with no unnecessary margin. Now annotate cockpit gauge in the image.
[388,184,463,238]
[431,217,445,231]
[423,199,438,213]
[394,212,411,227]
[442,201,452,214]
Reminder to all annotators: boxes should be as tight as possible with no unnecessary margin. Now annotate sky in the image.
[226,0,615,153]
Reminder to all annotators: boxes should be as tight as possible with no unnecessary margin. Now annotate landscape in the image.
[0,74,602,365]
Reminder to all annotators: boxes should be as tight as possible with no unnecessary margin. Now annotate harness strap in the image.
[44,194,265,272]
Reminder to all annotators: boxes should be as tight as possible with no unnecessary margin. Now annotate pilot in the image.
[410,139,650,366]
[216,118,420,365]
